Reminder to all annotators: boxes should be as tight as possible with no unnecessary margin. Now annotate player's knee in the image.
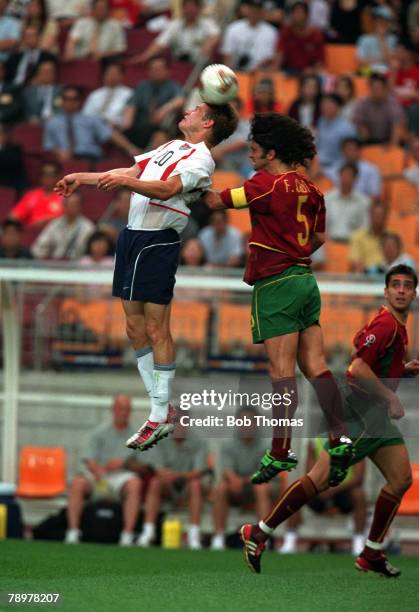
[392,471,413,497]
[71,475,89,494]
[213,481,228,498]
[125,477,142,495]
[188,478,202,495]
[145,319,167,345]
[268,363,294,380]
[125,317,143,343]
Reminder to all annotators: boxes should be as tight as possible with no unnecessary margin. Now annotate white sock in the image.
[259,520,274,535]
[142,522,155,538]
[149,363,176,422]
[136,347,154,400]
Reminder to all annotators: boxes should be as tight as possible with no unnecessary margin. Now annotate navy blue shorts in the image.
[112,227,181,304]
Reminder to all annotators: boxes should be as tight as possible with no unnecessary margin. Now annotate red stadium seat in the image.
[23,154,43,187]
[58,60,101,91]
[60,160,91,176]
[79,186,113,221]
[123,64,148,88]
[171,61,193,85]
[96,158,132,173]
[125,28,157,55]
[0,187,17,221]
[11,124,43,155]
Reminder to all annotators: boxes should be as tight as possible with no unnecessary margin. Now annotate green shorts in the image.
[324,390,405,465]
[251,266,321,343]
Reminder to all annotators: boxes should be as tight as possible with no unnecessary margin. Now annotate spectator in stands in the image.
[64,0,127,61]
[0,61,23,124]
[279,439,366,555]
[79,229,114,266]
[246,77,282,116]
[23,59,62,123]
[356,5,397,75]
[136,420,209,550]
[221,0,277,72]
[9,161,63,227]
[348,201,387,273]
[390,41,419,108]
[325,162,370,242]
[211,407,272,551]
[0,0,21,62]
[31,192,94,259]
[381,232,416,271]
[122,57,184,150]
[316,93,357,173]
[43,85,137,161]
[24,0,59,54]
[404,136,419,187]
[408,1,419,46]
[180,237,205,266]
[329,0,363,44]
[0,123,26,192]
[82,62,132,129]
[333,74,356,123]
[353,74,405,146]
[46,0,90,21]
[0,219,33,259]
[6,24,56,86]
[288,74,321,129]
[326,137,382,199]
[275,1,325,74]
[198,209,244,267]
[211,97,251,177]
[99,187,130,237]
[65,394,143,546]
[131,0,220,65]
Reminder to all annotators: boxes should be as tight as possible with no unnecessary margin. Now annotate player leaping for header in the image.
[55,103,238,451]
[206,113,353,487]
[241,265,419,577]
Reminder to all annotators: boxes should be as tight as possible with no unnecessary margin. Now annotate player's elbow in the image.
[158,181,182,201]
[350,358,366,378]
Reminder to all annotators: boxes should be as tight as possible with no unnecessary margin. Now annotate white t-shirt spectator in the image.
[32,215,94,259]
[221,19,278,71]
[156,16,220,62]
[46,0,90,19]
[83,85,133,127]
[325,188,370,241]
[198,225,244,266]
[68,17,127,59]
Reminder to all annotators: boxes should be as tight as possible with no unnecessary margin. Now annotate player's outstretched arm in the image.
[204,189,226,210]
[405,359,419,376]
[54,165,139,197]
[97,173,183,201]
[350,358,404,419]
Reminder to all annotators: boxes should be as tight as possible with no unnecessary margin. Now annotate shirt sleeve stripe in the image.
[231,186,248,208]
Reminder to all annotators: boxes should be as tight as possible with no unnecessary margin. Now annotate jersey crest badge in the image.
[179,143,191,150]
[364,334,376,346]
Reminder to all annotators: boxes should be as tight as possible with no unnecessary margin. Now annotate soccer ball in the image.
[199,64,239,105]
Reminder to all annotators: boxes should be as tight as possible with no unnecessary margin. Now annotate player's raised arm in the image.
[54,164,139,197]
[349,357,404,419]
[97,173,183,202]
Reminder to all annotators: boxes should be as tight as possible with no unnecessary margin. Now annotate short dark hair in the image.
[340,161,358,176]
[62,85,82,99]
[249,113,316,167]
[86,230,114,257]
[41,160,61,174]
[291,1,309,15]
[322,93,344,107]
[205,103,239,147]
[2,218,23,232]
[342,136,361,148]
[382,231,402,249]
[385,264,418,288]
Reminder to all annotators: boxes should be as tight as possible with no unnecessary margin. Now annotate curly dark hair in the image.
[249,113,317,167]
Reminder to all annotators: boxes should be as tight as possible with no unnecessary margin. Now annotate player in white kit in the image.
[55,103,238,450]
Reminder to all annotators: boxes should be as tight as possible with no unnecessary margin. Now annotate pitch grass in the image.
[1,541,419,612]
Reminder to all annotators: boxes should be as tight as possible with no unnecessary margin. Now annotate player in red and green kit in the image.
[206,113,353,487]
[240,265,419,577]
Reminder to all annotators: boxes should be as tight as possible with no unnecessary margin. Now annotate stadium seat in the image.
[227,208,251,234]
[362,145,406,179]
[58,299,110,338]
[387,178,418,214]
[11,124,43,155]
[324,241,349,273]
[212,170,242,191]
[398,464,419,514]
[0,187,17,221]
[23,154,43,187]
[314,175,334,194]
[321,302,364,354]
[325,44,357,74]
[60,160,91,176]
[171,61,194,84]
[125,28,157,55]
[95,158,132,173]
[218,303,252,351]
[235,71,253,114]
[353,76,369,99]
[252,72,298,113]
[57,60,101,90]
[79,187,114,221]
[387,213,417,253]
[171,301,210,348]
[17,447,66,497]
[123,64,149,88]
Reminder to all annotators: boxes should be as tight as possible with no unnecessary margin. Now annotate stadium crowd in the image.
[0,0,418,275]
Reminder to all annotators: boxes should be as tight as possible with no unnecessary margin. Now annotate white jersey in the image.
[128,139,214,233]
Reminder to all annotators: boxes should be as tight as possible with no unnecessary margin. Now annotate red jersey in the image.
[11,189,63,227]
[394,67,419,107]
[278,25,325,72]
[220,170,325,285]
[347,306,408,392]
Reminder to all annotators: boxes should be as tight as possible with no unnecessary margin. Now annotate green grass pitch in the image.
[1,540,419,612]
